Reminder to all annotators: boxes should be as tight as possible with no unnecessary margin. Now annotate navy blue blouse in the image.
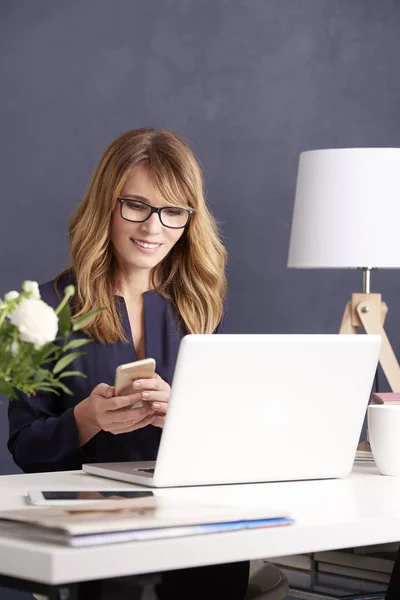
[8,274,226,473]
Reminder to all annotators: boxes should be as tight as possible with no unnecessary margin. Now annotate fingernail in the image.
[133,381,141,389]
[152,402,160,410]
[142,391,150,398]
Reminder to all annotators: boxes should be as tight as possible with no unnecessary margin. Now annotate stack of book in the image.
[270,544,397,599]
[280,565,387,599]
[314,547,396,584]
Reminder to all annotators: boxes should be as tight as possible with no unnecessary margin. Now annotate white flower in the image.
[9,298,59,350]
[5,291,19,302]
[22,280,40,300]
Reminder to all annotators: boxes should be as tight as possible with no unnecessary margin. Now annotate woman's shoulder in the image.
[39,269,75,310]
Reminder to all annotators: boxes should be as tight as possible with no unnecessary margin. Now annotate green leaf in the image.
[29,369,51,384]
[72,308,104,331]
[37,343,57,359]
[30,384,60,394]
[35,386,61,396]
[0,380,16,398]
[58,302,72,338]
[39,354,59,366]
[53,381,74,395]
[63,338,92,351]
[59,370,87,379]
[52,352,85,375]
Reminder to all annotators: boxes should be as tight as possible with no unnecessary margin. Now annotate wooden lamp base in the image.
[340,292,400,452]
[340,293,400,392]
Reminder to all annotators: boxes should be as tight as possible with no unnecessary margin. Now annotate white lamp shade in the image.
[288,148,400,268]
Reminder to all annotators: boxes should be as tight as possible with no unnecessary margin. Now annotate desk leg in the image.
[386,549,400,599]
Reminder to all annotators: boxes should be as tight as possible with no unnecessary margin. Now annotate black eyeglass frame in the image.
[118,197,194,229]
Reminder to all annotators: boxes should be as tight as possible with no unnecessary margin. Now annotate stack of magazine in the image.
[0,495,294,547]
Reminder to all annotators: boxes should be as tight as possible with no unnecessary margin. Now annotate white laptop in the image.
[83,334,381,487]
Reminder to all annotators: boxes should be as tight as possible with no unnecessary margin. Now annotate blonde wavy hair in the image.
[55,128,227,344]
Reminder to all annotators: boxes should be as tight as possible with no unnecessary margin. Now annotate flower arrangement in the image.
[0,281,101,399]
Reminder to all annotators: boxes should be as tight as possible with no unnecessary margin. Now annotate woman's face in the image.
[110,164,186,275]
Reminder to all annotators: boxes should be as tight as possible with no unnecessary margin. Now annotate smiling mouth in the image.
[130,238,162,250]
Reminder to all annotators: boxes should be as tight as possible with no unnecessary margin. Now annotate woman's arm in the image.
[73,398,102,446]
[8,390,91,473]
[8,384,158,472]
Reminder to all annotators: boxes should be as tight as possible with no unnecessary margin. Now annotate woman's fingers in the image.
[110,413,157,435]
[135,374,170,425]
[133,376,170,394]
[105,392,143,410]
[133,376,170,405]
[149,401,168,413]
[104,405,155,426]
[140,390,169,406]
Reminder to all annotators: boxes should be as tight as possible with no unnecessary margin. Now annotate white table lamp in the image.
[288,148,400,391]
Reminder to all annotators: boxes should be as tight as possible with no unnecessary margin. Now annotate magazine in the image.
[0,495,294,547]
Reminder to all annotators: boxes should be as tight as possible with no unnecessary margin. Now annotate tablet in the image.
[27,490,153,506]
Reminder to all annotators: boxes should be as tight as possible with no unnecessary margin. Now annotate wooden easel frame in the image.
[339,293,400,392]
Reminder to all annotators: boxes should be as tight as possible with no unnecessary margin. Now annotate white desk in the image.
[0,464,399,594]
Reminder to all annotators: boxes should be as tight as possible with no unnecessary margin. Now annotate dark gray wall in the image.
[1,1,400,594]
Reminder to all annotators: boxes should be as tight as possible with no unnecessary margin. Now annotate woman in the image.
[8,128,249,599]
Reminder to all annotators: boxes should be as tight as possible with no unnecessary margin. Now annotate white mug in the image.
[368,404,400,476]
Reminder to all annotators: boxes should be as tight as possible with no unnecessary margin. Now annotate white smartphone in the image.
[114,358,156,408]
[27,490,153,506]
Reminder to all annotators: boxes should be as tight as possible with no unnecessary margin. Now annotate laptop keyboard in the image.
[137,468,155,474]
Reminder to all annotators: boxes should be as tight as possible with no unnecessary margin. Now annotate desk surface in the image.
[0,464,399,585]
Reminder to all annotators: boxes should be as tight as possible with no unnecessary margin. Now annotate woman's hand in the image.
[132,373,170,429]
[74,383,158,445]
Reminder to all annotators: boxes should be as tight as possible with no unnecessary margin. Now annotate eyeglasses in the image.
[118,198,194,229]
